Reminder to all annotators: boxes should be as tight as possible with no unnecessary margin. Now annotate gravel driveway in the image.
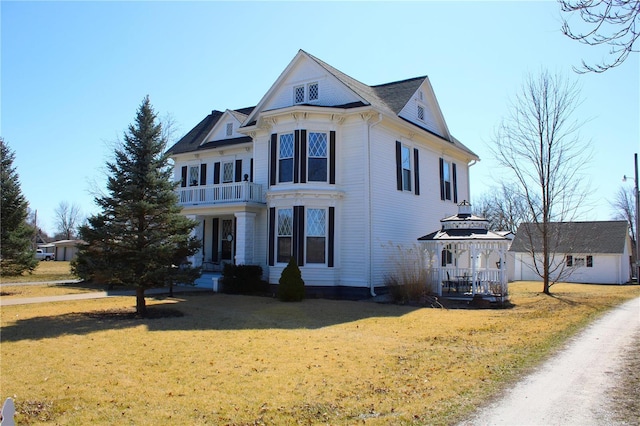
[459,296,640,426]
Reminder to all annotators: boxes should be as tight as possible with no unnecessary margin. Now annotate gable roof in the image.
[166,107,254,155]
[168,50,477,159]
[509,221,630,254]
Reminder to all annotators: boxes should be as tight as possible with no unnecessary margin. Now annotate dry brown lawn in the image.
[0,261,77,284]
[1,282,639,425]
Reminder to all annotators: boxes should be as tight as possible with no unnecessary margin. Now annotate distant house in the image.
[166,50,479,298]
[509,221,632,285]
[53,240,82,261]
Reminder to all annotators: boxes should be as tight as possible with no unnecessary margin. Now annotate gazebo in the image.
[418,201,511,303]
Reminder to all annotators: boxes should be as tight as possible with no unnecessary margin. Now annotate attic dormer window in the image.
[226,123,233,137]
[294,86,305,104]
[308,82,318,101]
[294,82,319,104]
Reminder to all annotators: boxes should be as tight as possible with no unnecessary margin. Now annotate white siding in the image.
[206,115,242,142]
[264,58,362,112]
[397,82,448,139]
[512,253,629,284]
[367,125,471,288]
[335,119,369,288]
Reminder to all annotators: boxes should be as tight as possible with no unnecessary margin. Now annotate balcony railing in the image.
[177,182,265,206]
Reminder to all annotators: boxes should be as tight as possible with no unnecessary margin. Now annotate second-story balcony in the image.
[177,181,265,206]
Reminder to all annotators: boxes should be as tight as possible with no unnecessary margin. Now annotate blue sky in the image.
[2,1,638,235]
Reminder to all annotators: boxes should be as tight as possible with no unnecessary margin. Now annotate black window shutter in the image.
[213,162,221,185]
[439,158,445,200]
[268,208,276,266]
[181,166,187,188]
[294,130,300,184]
[300,130,307,184]
[270,134,277,186]
[212,218,219,262]
[200,164,207,186]
[452,163,458,203]
[235,159,242,182]
[395,141,402,191]
[293,206,305,267]
[328,207,335,267]
[329,131,336,184]
[250,158,254,182]
[413,148,420,195]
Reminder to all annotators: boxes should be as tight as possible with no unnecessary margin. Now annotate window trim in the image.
[222,161,234,183]
[278,133,295,183]
[305,208,327,264]
[307,131,328,183]
[276,208,293,264]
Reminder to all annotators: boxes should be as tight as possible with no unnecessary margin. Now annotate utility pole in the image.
[625,153,640,283]
[635,153,639,283]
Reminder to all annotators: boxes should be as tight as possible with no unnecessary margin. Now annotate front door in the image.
[221,219,234,262]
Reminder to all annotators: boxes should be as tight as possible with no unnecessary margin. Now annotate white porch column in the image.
[499,245,507,294]
[186,215,202,267]
[234,212,256,265]
[470,243,477,296]
[436,242,443,296]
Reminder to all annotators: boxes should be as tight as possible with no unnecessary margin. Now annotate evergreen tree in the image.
[72,97,201,316]
[0,138,38,276]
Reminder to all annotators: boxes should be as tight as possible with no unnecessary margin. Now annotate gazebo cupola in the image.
[418,201,511,302]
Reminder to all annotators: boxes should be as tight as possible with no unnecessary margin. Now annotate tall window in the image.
[189,165,199,186]
[417,105,424,121]
[226,123,233,137]
[401,145,412,192]
[587,255,593,267]
[442,161,451,200]
[277,209,293,263]
[222,162,234,183]
[306,208,326,264]
[279,133,294,183]
[308,132,328,182]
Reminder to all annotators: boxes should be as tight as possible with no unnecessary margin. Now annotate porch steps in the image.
[194,272,222,292]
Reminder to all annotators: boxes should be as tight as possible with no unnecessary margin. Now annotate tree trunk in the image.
[136,287,147,317]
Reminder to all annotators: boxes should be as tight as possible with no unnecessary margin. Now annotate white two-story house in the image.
[167,50,479,299]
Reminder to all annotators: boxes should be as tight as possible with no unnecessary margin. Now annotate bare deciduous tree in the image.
[560,0,639,72]
[473,182,533,234]
[54,201,82,240]
[610,185,637,271]
[491,71,591,294]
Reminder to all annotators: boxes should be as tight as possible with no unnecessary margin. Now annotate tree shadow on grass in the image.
[0,293,423,342]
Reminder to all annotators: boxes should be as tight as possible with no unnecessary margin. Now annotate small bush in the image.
[221,264,267,295]
[277,257,305,302]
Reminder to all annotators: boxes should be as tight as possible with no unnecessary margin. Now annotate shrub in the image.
[277,257,305,302]
[221,264,267,295]
[383,243,429,304]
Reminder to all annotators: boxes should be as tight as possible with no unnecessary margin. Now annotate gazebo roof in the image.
[417,200,512,242]
[418,228,512,241]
